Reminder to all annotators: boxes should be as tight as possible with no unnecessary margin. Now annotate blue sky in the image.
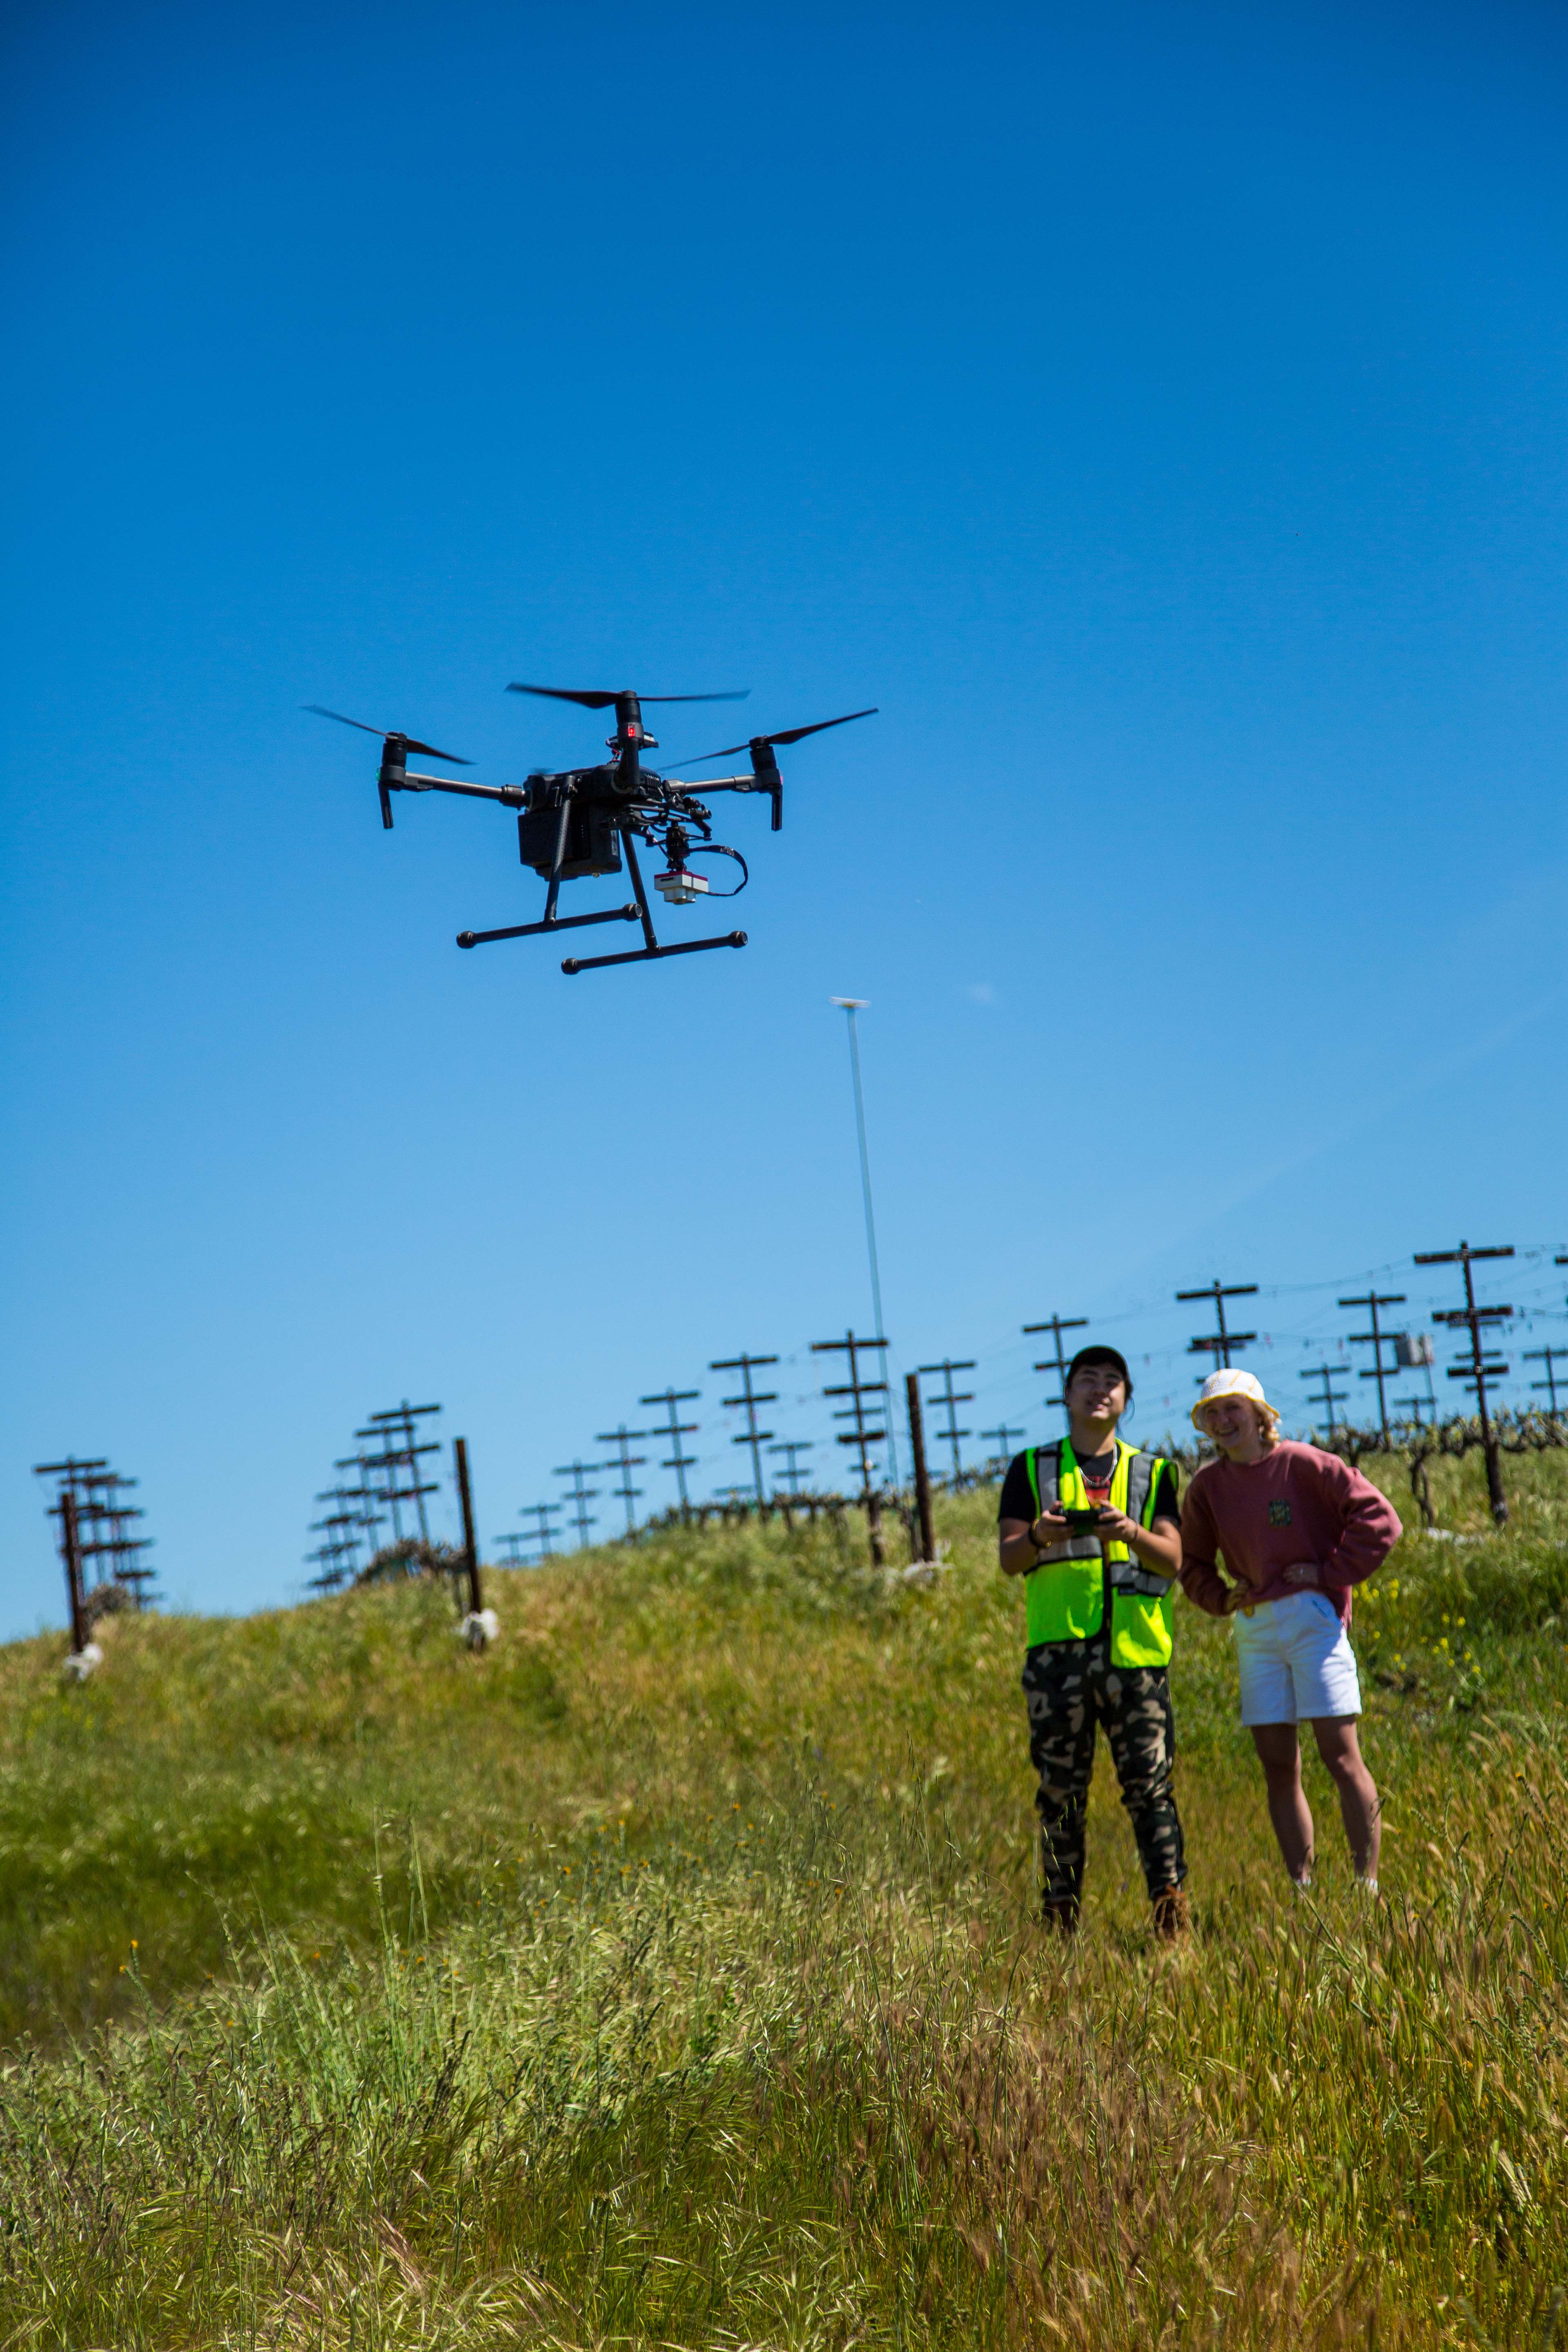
[3,0,1566,1629]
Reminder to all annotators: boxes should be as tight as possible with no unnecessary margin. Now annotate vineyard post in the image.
[708,1354,779,1503]
[1339,1288,1406,1444]
[595,1426,649,1538]
[356,1402,442,1544]
[641,1386,700,1519]
[453,1437,483,1616]
[517,1501,562,1562]
[1300,1361,1351,1443]
[915,1359,976,1480]
[60,1488,89,1656]
[555,1459,603,1549]
[1177,1279,1259,1372]
[1022,1315,1087,1412]
[905,1373,936,1564]
[813,1330,891,1566]
[768,1438,815,1494]
[1524,1346,1568,1417]
[1416,1241,1515,1525]
[981,1422,1026,1470]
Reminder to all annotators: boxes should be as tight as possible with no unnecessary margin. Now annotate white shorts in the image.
[1232,1590,1362,1726]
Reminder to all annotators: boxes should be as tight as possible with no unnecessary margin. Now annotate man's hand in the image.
[998,1505,1068,1578]
[1094,1506,1140,1548]
[1105,1508,1182,1576]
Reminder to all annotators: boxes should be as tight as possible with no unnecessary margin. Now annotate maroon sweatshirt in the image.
[1178,1441,1402,1627]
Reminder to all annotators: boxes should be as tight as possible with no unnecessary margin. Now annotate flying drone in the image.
[304,684,877,974]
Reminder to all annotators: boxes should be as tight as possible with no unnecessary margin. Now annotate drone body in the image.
[305,685,875,975]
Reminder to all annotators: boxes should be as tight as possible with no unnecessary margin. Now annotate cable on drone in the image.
[684,844,748,895]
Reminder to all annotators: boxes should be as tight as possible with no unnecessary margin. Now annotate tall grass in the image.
[2,1465,1567,2344]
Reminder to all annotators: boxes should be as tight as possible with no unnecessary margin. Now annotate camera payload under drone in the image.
[304,683,876,975]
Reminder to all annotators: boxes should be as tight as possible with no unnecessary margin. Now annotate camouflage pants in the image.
[1021,1633,1187,1911]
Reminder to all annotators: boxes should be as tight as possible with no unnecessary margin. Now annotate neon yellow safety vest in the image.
[1022,1437,1177,1668]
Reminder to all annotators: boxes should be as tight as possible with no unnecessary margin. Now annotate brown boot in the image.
[1152,1886,1190,1943]
[1040,1898,1080,1936]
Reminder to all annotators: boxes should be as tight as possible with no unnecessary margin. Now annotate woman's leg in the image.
[1250,1722,1314,1883]
[1309,1715,1381,1883]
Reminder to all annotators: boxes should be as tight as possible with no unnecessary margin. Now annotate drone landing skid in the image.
[457,905,641,949]
[563,932,747,976]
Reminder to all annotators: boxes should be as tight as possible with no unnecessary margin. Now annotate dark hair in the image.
[1064,1345,1132,1401]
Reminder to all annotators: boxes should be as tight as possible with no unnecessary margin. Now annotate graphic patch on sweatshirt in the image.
[1268,1500,1292,1527]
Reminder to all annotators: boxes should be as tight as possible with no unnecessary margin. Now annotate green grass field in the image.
[4,1446,1568,2348]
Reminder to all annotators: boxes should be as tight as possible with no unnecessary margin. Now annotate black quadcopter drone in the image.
[304,684,876,975]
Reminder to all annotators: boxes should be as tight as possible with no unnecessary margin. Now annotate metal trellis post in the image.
[1176,1279,1259,1374]
[708,1354,779,1504]
[641,1386,700,1519]
[595,1426,649,1539]
[916,1359,976,1480]
[1299,1361,1351,1443]
[555,1460,604,1550]
[1339,1288,1406,1446]
[1022,1316,1087,1414]
[1415,1240,1515,1525]
[812,1329,891,1565]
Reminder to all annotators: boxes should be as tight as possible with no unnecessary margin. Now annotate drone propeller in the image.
[302,705,472,764]
[506,684,750,710]
[667,707,879,766]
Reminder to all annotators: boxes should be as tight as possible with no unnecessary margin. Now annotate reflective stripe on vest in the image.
[1022,1438,1177,1668]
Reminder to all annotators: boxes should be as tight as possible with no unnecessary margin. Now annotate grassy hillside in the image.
[3,1450,1568,2346]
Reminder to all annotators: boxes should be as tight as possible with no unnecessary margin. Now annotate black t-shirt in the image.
[998,1444,1179,1527]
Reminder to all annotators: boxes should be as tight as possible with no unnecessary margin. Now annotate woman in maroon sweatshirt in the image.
[1179,1369,1401,1893]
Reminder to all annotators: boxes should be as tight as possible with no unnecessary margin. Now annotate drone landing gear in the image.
[559,827,747,974]
[457,905,640,949]
[562,931,747,975]
[453,813,749,973]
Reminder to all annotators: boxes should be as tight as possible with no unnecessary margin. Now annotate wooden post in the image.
[453,1438,483,1617]
[60,1489,88,1655]
[905,1372,935,1564]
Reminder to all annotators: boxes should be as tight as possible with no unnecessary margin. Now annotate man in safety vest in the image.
[998,1345,1187,1938]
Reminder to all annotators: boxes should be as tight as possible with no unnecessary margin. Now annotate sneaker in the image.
[1040,1899,1080,1936]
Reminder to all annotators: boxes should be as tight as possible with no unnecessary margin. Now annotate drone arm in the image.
[400,771,527,808]
[676,774,784,831]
